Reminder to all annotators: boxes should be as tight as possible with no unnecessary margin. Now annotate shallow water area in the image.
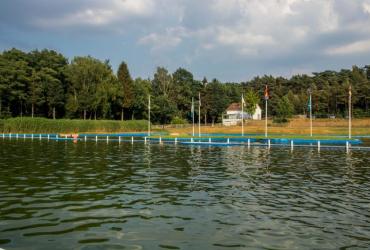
[0,139,370,249]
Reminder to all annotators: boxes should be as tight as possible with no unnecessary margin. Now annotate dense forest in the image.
[0,48,369,124]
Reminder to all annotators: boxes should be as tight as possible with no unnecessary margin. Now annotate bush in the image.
[273,117,289,124]
[353,108,370,118]
[171,116,188,125]
[0,117,148,133]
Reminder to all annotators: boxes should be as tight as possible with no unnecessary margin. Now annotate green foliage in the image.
[172,68,194,118]
[66,56,116,119]
[203,80,228,124]
[1,47,370,126]
[0,119,4,132]
[152,95,177,125]
[0,117,147,133]
[152,67,173,96]
[273,117,289,123]
[117,61,134,119]
[244,88,259,115]
[275,95,294,120]
[171,116,188,124]
[132,78,151,119]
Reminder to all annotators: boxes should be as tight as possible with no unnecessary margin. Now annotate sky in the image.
[1,0,370,82]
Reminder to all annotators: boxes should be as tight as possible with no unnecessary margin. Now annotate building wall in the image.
[223,105,261,126]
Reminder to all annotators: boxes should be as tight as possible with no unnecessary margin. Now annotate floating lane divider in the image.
[265,138,362,145]
[2,133,369,152]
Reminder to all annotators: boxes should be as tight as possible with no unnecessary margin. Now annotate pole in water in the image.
[346,141,350,153]
[349,85,352,139]
[241,93,245,136]
[131,136,134,144]
[264,85,269,138]
[147,95,151,137]
[317,140,320,152]
[159,137,162,144]
[209,138,211,143]
[24,134,26,139]
[290,140,294,151]
[144,137,147,144]
[198,92,201,137]
[248,139,250,148]
[310,96,313,137]
[192,97,195,137]
[39,134,42,140]
[95,136,98,142]
[118,136,121,143]
[268,139,271,148]
[106,136,109,142]
[31,134,34,140]
[175,138,177,144]
[85,136,87,142]
[191,138,193,143]
[227,138,230,144]
[16,133,19,139]
[265,99,268,138]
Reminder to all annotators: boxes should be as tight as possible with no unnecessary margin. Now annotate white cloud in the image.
[34,0,155,28]
[364,2,370,14]
[326,39,370,55]
[8,0,370,79]
[217,28,274,46]
[138,27,189,51]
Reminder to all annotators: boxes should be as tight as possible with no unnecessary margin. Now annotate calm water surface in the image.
[0,139,370,249]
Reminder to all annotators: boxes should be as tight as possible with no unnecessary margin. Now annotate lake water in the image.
[0,139,370,249]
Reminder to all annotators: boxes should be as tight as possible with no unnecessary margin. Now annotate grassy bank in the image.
[0,117,148,133]
[164,118,370,137]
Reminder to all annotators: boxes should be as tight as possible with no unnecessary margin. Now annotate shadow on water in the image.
[0,139,370,249]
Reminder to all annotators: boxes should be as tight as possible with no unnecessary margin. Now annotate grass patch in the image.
[0,117,148,133]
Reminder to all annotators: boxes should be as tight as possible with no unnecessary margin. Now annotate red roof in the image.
[226,103,242,111]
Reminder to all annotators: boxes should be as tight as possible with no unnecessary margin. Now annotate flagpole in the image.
[241,94,244,136]
[198,92,201,137]
[264,85,268,138]
[349,85,352,139]
[309,89,313,137]
[192,97,195,137]
[148,95,151,137]
[265,98,268,138]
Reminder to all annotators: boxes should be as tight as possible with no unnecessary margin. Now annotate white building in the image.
[222,103,262,126]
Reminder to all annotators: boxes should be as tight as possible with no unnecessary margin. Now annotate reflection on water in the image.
[0,139,370,249]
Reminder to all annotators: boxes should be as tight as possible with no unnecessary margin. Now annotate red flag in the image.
[264,85,269,100]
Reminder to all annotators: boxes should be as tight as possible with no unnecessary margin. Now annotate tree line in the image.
[0,48,369,124]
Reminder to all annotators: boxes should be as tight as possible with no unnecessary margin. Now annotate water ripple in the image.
[0,140,370,249]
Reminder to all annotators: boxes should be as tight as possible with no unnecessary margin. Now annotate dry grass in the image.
[164,118,370,136]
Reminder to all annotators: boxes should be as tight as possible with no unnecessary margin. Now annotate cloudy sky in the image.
[1,0,370,81]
